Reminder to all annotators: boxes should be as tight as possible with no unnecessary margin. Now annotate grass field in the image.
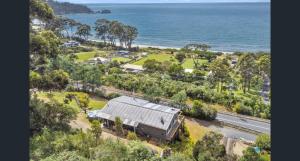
[76,50,109,62]
[37,91,108,111]
[185,117,210,142]
[181,58,208,69]
[133,53,177,65]
[112,57,132,63]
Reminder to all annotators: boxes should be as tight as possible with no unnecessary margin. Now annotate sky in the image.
[57,0,270,4]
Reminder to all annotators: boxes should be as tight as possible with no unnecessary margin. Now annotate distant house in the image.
[115,50,130,57]
[231,57,238,66]
[88,96,184,141]
[122,64,144,73]
[141,52,148,56]
[184,68,194,73]
[62,41,80,47]
[88,57,109,65]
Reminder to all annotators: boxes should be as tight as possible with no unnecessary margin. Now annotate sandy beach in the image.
[89,39,234,54]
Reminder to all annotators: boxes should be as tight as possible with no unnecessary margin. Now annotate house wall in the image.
[136,124,167,140]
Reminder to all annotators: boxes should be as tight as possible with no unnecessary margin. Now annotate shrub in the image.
[255,134,271,152]
[189,100,217,121]
[94,89,105,97]
[65,85,76,92]
[127,131,138,140]
[236,104,253,116]
[106,93,121,99]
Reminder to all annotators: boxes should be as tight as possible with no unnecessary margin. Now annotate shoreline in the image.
[89,39,243,54]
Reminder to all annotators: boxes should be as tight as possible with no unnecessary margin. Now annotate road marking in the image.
[216,117,270,132]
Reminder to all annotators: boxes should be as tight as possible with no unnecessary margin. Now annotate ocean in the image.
[64,3,270,52]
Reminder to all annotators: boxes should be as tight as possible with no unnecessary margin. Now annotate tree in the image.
[184,43,211,52]
[90,120,102,145]
[175,53,186,64]
[76,24,91,40]
[183,43,211,69]
[191,100,217,120]
[143,59,163,73]
[209,58,231,92]
[48,69,70,90]
[257,55,270,78]
[193,131,226,161]
[68,19,80,38]
[168,64,184,79]
[115,116,124,136]
[255,134,271,152]
[237,54,257,93]
[128,141,155,161]
[30,95,77,135]
[77,94,90,114]
[144,84,163,103]
[30,30,61,59]
[171,90,187,109]
[30,0,54,22]
[239,147,265,161]
[94,19,110,43]
[108,20,123,46]
[71,64,102,92]
[123,25,138,50]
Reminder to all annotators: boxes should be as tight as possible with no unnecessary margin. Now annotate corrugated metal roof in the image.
[91,96,180,130]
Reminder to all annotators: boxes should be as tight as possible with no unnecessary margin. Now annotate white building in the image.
[88,57,109,65]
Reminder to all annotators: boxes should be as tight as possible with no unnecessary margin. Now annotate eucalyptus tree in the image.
[94,18,110,43]
[209,58,231,92]
[237,54,257,93]
[123,25,138,50]
[68,19,80,38]
[108,20,123,46]
[76,24,92,40]
[257,54,271,78]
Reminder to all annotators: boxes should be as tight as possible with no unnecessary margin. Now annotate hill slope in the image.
[47,0,93,14]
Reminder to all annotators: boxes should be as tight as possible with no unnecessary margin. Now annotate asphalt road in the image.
[209,124,258,142]
[216,113,270,134]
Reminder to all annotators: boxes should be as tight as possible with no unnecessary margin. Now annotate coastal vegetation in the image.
[47,0,93,14]
[29,1,270,161]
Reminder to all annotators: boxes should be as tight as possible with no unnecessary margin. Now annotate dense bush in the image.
[234,104,253,116]
[193,131,226,161]
[255,134,271,152]
[106,93,121,99]
[30,95,77,135]
[183,100,217,121]
[127,131,138,140]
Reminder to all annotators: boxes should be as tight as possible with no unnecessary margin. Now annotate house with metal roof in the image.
[88,96,184,141]
[121,64,144,73]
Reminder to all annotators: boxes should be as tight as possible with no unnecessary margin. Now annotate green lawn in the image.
[112,57,132,63]
[181,58,208,69]
[76,50,109,62]
[37,91,108,111]
[133,53,177,65]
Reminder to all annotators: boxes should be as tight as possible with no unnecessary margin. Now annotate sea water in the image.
[64,3,270,52]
